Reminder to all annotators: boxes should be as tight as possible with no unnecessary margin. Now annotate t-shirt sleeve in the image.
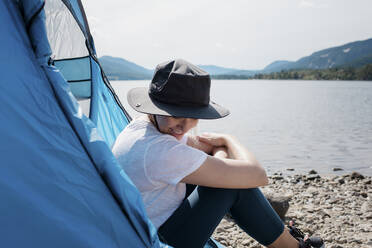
[180,133,188,144]
[144,136,207,186]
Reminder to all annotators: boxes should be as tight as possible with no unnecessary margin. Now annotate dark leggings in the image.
[158,185,284,248]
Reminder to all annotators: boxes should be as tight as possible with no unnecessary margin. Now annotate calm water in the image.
[110,80,372,176]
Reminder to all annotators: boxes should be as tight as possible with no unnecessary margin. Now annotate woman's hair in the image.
[148,114,160,131]
[147,114,155,124]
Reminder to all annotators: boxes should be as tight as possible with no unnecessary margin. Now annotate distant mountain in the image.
[99,38,372,80]
[342,54,372,68]
[265,38,372,73]
[99,56,153,80]
[263,60,294,73]
[198,65,238,75]
[199,65,257,77]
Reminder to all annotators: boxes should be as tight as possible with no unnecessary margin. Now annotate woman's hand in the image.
[212,146,228,159]
[197,133,231,147]
[187,135,214,154]
[187,133,231,155]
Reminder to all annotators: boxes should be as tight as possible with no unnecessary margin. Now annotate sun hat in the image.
[127,59,230,119]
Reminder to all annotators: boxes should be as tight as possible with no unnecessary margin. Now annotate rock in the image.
[338,178,345,184]
[286,168,295,171]
[307,175,321,181]
[271,175,283,180]
[293,175,302,182]
[309,169,318,174]
[332,167,343,171]
[241,239,250,245]
[360,192,368,198]
[350,172,365,180]
[319,210,331,219]
[264,194,290,220]
[361,202,371,212]
[273,172,283,176]
[365,213,372,220]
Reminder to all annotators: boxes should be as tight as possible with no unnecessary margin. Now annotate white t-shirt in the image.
[112,116,207,228]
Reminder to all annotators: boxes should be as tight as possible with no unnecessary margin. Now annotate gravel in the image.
[212,173,372,248]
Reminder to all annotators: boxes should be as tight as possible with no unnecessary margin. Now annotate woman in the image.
[112,59,324,248]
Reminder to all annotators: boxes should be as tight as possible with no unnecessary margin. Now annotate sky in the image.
[81,0,372,70]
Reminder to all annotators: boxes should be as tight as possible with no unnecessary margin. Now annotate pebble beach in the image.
[212,172,372,248]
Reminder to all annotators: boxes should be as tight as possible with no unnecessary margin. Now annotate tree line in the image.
[211,64,372,81]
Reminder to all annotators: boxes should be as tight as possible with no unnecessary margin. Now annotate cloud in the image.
[215,43,223,48]
[300,0,314,8]
[299,0,328,9]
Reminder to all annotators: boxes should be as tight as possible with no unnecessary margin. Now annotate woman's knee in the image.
[233,187,273,212]
[237,187,265,200]
[194,187,263,206]
[190,186,240,206]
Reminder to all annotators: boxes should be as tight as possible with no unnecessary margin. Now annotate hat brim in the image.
[127,87,230,119]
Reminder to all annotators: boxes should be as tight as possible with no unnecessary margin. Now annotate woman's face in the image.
[155,116,198,140]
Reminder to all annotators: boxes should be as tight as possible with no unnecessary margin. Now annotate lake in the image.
[109,80,372,176]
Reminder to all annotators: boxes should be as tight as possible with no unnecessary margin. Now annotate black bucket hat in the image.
[127,59,230,119]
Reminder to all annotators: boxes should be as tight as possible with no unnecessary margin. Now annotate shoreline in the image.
[212,172,371,248]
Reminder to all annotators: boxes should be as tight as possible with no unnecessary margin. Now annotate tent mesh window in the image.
[45,0,91,114]
[44,0,131,147]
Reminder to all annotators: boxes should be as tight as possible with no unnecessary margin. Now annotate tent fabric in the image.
[0,0,165,247]
[45,0,88,60]
[61,0,93,49]
[89,58,130,147]
[0,0,225,247]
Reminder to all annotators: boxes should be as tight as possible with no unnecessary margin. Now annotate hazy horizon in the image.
[81,0,372,70]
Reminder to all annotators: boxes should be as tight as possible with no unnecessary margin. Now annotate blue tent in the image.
[0,0,224,247]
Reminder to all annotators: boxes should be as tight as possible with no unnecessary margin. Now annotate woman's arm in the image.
[181,133,268,189]
[200,133,259,162]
